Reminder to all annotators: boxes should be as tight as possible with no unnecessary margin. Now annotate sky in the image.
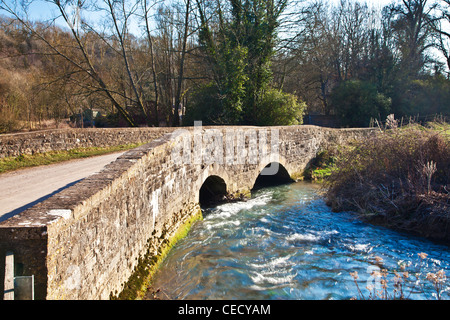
[0,0,408,40]
[2,0,401,22]
[1,0,447,68]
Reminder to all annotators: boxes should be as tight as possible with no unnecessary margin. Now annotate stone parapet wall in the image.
[0,128,175,158]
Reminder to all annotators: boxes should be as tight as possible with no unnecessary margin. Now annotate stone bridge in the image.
[0,125,373,300]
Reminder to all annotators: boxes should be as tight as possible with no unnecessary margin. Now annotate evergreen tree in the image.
[191,0,304,125]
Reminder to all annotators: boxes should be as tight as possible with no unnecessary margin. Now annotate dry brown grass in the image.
[324,120,450,243]
[350,252,448,300]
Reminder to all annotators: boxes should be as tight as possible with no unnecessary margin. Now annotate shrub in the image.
[324,120,450,242]
[392,75,450,118]
[183,85,307,126]
[304,149,338,181]
[331,80,392,128]
[254,89,306,126]
[183,83,226,126]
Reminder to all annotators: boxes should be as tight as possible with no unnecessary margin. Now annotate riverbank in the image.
[313,120,450,245]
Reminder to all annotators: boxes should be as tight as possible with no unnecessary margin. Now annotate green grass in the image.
[0,143,144,174]
[426,121,450,138]
[310,167,333,181]
[305,150,337,182]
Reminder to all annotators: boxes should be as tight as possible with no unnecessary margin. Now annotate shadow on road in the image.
[0,179,84,223]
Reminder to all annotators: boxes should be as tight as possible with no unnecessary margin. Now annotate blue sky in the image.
[1,0,404,40]
[1,0,447,70]
[4,0,400,21]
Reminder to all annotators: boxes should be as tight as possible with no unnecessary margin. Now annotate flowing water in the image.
[147,182,450,300]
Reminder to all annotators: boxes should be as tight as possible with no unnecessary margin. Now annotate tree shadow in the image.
[0,179,84,223]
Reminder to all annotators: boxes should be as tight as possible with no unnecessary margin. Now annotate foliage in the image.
[331,80,392,128]
[193,0,299,126]
[0,0,198,129]
[184,85,306,127]
[255,89,306,126]
[216,44,249,124]
[324,118,450,243]
[305,150,337,182]
[183,82,224,126]
[276,0,449,122]
[1,0,450,131]
[396,74,450,117]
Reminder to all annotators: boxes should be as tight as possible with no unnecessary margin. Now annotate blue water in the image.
[148,182,450,300]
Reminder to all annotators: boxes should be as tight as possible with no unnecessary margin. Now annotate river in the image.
[146,182,450,300]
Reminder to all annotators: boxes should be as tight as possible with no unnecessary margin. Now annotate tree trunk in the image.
[172,0,191,127]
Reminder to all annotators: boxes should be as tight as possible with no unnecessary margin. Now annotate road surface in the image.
[0,152,125,223]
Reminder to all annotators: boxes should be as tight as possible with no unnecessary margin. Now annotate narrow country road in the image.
[0,152,125,223]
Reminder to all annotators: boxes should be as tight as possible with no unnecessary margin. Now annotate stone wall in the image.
[0,125,375,300]
[0,128,175,158]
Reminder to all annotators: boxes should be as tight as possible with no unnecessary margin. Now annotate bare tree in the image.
[104,0,150,124]
[1,0,142,126]
[142,0,161,126]
[429,0,450,74]
[387,0,437,76]
[172,0,191,127]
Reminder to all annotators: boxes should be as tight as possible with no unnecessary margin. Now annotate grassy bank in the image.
[0,143,144,174]
[321,120,450,244]
[304,149,338,182]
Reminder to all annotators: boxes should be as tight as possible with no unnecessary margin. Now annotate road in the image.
[0,152,125,223]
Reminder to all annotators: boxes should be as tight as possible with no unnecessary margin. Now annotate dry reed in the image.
[325,118,450,243]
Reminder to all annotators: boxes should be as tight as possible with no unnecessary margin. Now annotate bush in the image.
[184,85,307,126]
[404,75,450,117]
[183,83,227,126]
[331,80,392,128]
[254,89,306,126]
[324,121,450,242]
[304,149,337,181]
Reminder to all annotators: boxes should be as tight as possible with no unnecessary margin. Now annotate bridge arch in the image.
[252,162,294,191]
[199,175,228,207]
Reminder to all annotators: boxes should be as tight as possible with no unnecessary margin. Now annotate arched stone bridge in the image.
[0,125,373,300]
